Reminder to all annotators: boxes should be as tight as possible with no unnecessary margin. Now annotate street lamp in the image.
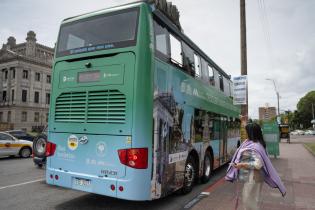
[266,78,280,116]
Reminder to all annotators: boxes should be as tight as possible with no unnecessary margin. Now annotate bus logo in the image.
[96,142,106,157]
[67,135,78,151]
[79,136,89,145]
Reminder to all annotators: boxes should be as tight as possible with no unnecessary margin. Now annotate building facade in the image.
[0,31,54,131]
[259,106,277,121]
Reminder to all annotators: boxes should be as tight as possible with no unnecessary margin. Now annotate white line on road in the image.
[0,178,45,190]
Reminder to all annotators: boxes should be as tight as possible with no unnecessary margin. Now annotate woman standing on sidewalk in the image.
[226,123,286,210]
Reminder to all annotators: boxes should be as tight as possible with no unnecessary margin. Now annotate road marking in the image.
[182,176,226,209]
[0,178,45,190]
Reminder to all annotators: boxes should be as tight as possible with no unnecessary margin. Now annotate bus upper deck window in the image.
[170,34,182,66]
[194,54,201,78]
[154,20,169,56]
[208,65,214,86]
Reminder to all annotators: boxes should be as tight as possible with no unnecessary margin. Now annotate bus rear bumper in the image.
[46,168,151,201]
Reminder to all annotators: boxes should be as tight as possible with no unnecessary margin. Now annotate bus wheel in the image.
[201,151,212,183]
[181,156,195,194]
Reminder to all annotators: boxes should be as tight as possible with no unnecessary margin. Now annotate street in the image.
[1,135,314,210]
[0,153,226,210]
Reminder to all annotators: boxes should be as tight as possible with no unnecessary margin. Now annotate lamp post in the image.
[266,78,280,116]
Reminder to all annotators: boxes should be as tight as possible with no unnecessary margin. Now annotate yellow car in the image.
[0,132,33,158]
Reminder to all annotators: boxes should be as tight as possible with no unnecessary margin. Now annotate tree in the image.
[295,91,315,129]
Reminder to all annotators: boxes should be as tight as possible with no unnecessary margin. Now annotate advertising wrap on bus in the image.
[46,1,240,201]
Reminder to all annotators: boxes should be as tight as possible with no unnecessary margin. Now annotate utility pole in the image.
[240,0,248,140]
[240,0,248,122]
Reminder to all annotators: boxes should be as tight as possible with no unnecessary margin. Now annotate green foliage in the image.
[293,91,315,129]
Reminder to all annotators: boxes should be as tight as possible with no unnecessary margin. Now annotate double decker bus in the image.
[46,0,240,201]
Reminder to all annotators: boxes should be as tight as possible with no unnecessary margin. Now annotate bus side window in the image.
[182,42,195,77]
[229,80,233,98]
[154,19,170,59]
[200,58,209,85]
[169,34,183,67]
[213,68,220,90]
[194,54,201,78]
[219,74,224,92]
[208,65,215,86]
[223,77,230,96]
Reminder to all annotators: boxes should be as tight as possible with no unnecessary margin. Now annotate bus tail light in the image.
[118,148,148,169]
[46,141,56,157]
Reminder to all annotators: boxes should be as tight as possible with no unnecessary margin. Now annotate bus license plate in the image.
[74,178,91,187]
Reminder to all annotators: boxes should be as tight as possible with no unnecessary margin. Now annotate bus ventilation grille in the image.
[55,90,126,124]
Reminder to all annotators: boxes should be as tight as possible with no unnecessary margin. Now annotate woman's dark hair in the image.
[245,123,266,149]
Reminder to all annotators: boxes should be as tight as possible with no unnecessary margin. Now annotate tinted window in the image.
[182,42,195,76]
[154,20,169,56]
[208,66,215,86]
[57,8,139,57]
[0,133,13,140]
[194,54,201,77]
[170,34,182,66]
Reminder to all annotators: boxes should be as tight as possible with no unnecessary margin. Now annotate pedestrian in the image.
[225,123,286,210]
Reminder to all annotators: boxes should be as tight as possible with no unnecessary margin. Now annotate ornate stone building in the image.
[0,31,54,131]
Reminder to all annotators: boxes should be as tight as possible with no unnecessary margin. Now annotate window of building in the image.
[11,89,14,102]
[23,70,28,79]
[4,70,8,80]
[208,65,215,86]
[21,111,27,122]
[2,91,7,102]
[46,75,51,84]
[7,111,11,122]
[46,93,50,104]
[194,54,201,78]
[34,91,40,103]
[169,34,182,66]
[0,112,3,122]
[34,112,40,122]
[154,19,169,56]
[10,67,15,79]
[22,90,27,102]
[35,72,41,82]
[46,113,49,122]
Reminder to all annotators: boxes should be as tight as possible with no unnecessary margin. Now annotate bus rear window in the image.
[56,8,139,57]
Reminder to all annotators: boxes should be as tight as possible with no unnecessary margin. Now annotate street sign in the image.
[233,75,247,105]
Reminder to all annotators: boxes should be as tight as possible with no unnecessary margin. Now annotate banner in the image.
[233,75,247,105]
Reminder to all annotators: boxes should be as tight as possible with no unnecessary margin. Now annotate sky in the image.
[1,0,314,119]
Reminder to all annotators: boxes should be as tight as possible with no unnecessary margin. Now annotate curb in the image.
[303,143,315,157]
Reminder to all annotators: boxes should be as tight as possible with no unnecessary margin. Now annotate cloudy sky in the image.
[1,0,314,118]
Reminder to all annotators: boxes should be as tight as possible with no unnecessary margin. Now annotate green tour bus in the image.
[46,0,240,201]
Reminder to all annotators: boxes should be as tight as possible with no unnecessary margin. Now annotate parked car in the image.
[6,130,35,142]
[32,127,47,168]
[305,130,315,135]
[296,130,305,135]
[290,131,298,135]
[0,132,33,158]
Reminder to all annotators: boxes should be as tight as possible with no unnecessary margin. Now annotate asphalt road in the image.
[0,156,227,210]
[1,134,313,210]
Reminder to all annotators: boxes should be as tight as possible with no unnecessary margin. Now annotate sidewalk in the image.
[192,141,315,210]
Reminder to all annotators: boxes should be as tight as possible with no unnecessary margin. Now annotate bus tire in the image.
[181,155,196,194]
[201,151,212,183]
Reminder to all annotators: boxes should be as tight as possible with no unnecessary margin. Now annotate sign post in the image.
[233,75,248,141]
